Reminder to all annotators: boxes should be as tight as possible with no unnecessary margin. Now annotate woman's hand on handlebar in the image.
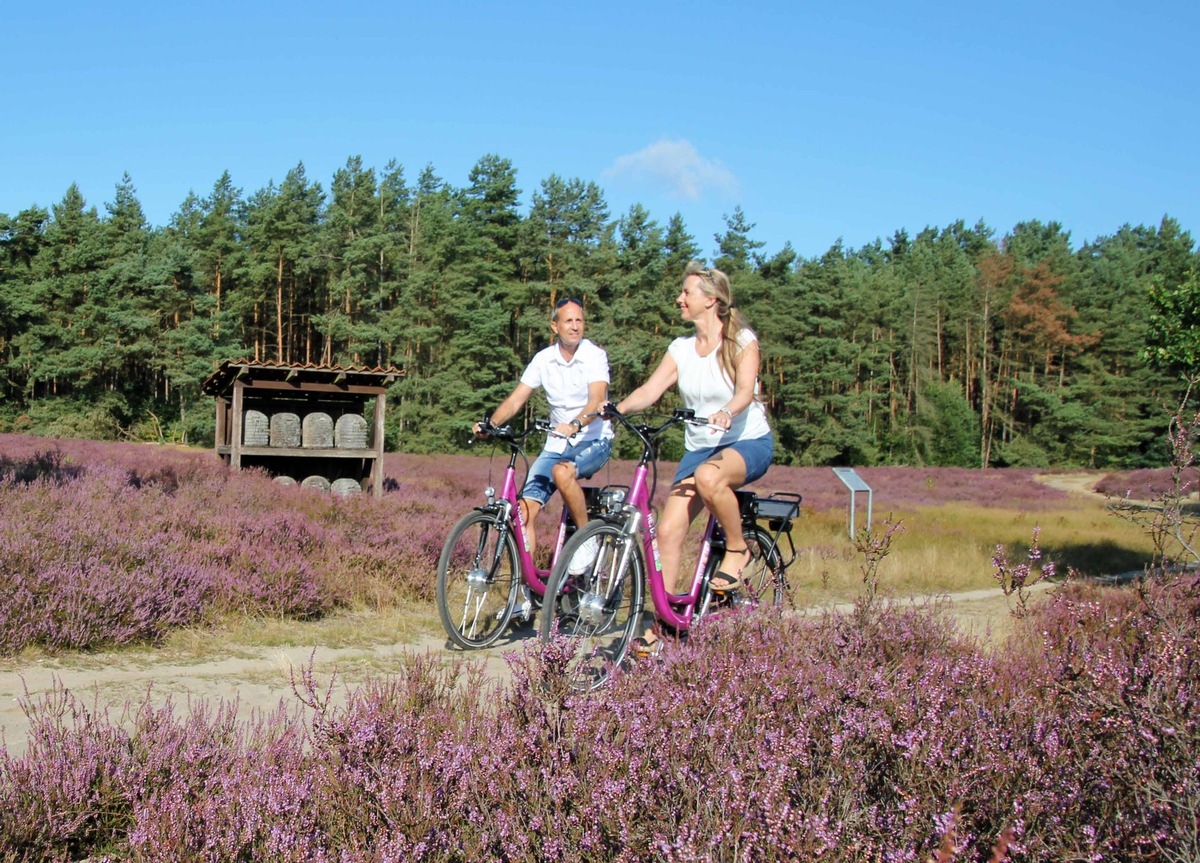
[707,408,734,432]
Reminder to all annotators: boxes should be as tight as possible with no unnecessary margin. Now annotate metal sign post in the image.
[832,467,873,539]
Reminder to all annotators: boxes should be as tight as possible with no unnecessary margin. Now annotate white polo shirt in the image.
[520,338,613,442]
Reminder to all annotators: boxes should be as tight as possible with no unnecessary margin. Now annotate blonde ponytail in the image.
[682,260,748,385]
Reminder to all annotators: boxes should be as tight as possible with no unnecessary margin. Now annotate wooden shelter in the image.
[201,359,404,499]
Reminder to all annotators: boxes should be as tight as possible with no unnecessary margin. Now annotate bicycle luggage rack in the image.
[758,492,802,568]
[733,491,802,568]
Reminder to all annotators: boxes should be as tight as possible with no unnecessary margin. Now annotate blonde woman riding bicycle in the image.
[614,261,773,652]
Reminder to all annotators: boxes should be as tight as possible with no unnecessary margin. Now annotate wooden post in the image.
[231,381,245,469]
[371,392,387,499]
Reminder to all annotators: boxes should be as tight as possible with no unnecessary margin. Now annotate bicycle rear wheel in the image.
[704,526,787,614]
[539,520,645,691]
[436,510,520,649]
[740,526,787,607]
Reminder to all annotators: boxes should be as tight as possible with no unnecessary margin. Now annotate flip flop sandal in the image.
[710,574,742,593]
[711,546,751,592]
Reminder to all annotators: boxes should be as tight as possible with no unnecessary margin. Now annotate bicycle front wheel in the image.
[539,520,645,691]
[436,510,520,649]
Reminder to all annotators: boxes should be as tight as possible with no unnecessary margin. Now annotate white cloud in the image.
[603,139,739,201]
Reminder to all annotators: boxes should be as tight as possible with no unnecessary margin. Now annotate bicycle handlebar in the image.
[599,403,707,441]
[470,416,554,447]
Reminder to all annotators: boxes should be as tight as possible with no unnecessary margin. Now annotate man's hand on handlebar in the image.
[472,415,495,439]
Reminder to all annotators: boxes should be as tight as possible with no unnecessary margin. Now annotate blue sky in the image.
[3,1,1197,260]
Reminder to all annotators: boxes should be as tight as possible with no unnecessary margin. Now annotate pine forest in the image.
[1,154,1197,469]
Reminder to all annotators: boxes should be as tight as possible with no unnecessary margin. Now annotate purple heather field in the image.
[0,434,1195,860]
[0,432,1103,655]
[0,431,1173,658]
[384,450,1083,513]
[0,581,1195,861]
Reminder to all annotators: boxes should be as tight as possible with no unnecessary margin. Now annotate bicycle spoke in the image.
[728,527,787,610]
[541,523,643,690]
[437,511,519,648]
[459,586,490,640]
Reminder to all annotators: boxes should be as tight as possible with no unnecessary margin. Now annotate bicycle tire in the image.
[539,519,645,691]
[436,510,521,649]
[703,525,787,615]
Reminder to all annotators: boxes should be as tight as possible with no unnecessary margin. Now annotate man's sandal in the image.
[631,620,678,658]
[711,546,751,592]
[631,635,662,658]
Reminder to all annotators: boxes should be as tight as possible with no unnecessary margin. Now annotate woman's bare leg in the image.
[693,450,750,585]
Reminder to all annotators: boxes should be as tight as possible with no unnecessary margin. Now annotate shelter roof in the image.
[200,359,405,396]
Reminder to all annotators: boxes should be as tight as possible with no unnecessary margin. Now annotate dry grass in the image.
[781,496,1155,608]
[161,604,444,655]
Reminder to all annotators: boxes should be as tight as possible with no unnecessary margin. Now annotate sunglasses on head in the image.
[555,296,584,309]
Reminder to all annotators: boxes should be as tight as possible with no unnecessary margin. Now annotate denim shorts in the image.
[673,433,774,485]
[521,436,613,506]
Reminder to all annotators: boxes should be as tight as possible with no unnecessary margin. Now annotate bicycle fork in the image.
[575,510,640,629]
[472,503,513,575]
[453,507,513,638]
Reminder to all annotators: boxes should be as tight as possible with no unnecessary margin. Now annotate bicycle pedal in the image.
[709,590,740,610]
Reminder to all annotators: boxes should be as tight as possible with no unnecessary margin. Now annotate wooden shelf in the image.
[203,360,403,500]
[218,445,379,459]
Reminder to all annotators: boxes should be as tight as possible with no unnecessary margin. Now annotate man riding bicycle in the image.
[473,297,613,617]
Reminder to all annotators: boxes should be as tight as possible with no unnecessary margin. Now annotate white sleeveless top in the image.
[668,329,771,451]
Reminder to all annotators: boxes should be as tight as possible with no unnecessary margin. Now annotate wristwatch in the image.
[570,419,583,431]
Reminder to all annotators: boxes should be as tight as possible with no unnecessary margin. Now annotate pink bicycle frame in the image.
[495,457,576,602]
[623,459,722,632]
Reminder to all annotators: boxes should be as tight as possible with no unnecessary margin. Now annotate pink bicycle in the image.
[538,406,801,689]
[436,418,623,649]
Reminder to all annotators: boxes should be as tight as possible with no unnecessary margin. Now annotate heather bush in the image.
[2,581,1195,861]
[991,526,1056,618]
[1094,466,1200,499]
[994,576,1200,862]
[0,463,218,653]
[0,449,84,485]
[0,439,481,653]
[0,442,427,654]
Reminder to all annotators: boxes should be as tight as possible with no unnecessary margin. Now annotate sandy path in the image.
[0,583,1056,758]
[0,631,529,757]
[1034,472,1102,497]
